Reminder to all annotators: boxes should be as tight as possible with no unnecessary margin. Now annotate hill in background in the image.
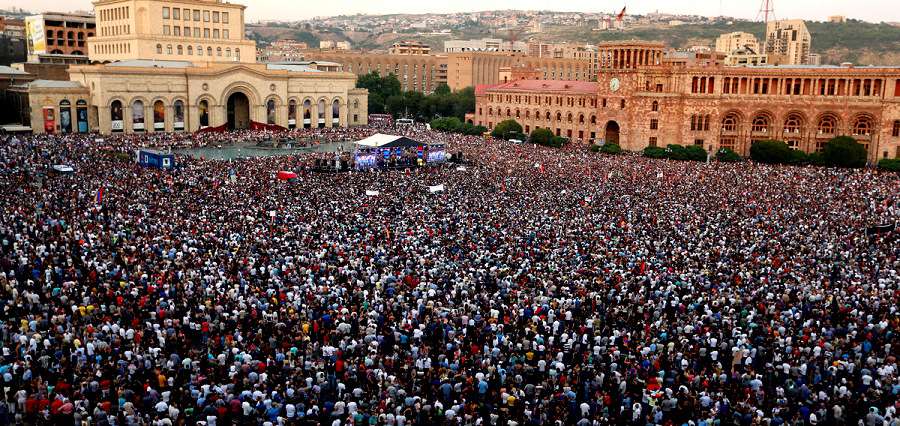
[248,19,900,66]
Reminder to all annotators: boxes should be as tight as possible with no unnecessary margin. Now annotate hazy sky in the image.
[2,0,898,23]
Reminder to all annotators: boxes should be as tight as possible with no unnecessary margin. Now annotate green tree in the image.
[599,143,622,155]
[750,140,795,164]
[433,83,451,95]
[530,128,554,146]
[822,136,867,168]
[643,146,668,159]
[356,71,402,115]
[429,117,463,132]
[716,148,742,162]
[877,158,900,172]
[491,119,523,139]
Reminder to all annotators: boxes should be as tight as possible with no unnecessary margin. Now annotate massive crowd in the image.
[0,125,897,426]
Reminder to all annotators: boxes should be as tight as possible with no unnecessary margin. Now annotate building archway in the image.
[227,91,250,130]
[604,121,620,145]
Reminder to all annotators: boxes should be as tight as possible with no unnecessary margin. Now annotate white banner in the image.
[133,122,145,130]
[154,122,165,130]
[428,184,445,193]
[174,121,185,130]
[110,120,124,131]
[288,119,296,126]
[365,190,380,196]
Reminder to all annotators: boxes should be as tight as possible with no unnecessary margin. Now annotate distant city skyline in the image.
[1,0,898,23]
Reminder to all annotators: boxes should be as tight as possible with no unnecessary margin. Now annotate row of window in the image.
[108,98,350,131]
[100,6,129,22]
[155,44,240,59]
[721,112,876,137]
[162,25,229,39]
[163,7,229,24]
[100,25,128,37]
[96,43,130,55]
[703,76,894,98]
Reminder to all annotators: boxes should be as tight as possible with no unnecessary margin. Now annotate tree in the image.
[491,119,523,139]
[823,136,867,168]
[750,140,795,164]
[433,83,451,95]
[599,143,622,155]
[429,117,462,132]
[530,128,554,146]
[877,158,900,172]
[643,146,668,159]
[356,71,402,115]
[716,148,742,162]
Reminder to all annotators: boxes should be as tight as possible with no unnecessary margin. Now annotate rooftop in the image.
[265,63,322,73]
[482,79,598,95]
[107,60,194,69]
[28,79,84,89]
[0,65,30,76]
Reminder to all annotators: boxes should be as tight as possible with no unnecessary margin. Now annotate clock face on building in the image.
[609,78,621,92]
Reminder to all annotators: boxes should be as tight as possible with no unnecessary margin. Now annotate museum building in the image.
[22,0,368,134]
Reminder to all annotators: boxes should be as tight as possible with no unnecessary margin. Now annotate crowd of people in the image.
[0,124,897,426]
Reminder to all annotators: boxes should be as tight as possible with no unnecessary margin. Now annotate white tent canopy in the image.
[356,133,423,148]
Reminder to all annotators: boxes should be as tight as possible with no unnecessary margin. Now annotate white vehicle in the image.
[508,139,524,144]
[396,118,414,126]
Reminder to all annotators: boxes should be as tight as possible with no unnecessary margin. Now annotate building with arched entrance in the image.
[471,42,900,162]
[22,0,368,134]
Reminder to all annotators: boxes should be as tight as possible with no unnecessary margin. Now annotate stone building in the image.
[472,43,900,162]
[765,20,811,65]
[298,49,597,93]
[21,0,368,134]
[87,0,255,64]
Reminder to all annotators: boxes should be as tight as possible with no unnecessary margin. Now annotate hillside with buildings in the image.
[248,13,900,66]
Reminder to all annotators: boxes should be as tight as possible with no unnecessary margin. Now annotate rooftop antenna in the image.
[757,0,775,23]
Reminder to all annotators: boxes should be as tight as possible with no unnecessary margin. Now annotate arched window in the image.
[620,99,626,109]
[505,108,510,117]
[235,48,240,60]
[893,120,900,137]
[515,109,520,118]
[225,48,231,57]
[751,114,770,133]
[197,46,203,56]
[156,43,162,54]
[207,47,212,56]
[288,99,297,128]
[852,116,873,136]
[556,112,562,121]
[198,100,209,127]
[590,115,596,124]
[488,107,493,116]
[59,100,72,133]
[332,99,340,127]
[166,44,172,55]
[187,45,193,55]
[173,100,185,131]
[651,101,659,112]
[525,110,530,118]
[110,100,123,132]
[153,100,165,130]
[266,99,276,124]
[216,47,222,56]
[302,99,312,128]
[818,115,837,135]
[784,114,803,134]
[567,113,573,123]
[722,114,739,132]
[578,114,584,124]
[177,45,183,55]
[317,99,326,127]
[545,111,550,121]
[132,100,145,131]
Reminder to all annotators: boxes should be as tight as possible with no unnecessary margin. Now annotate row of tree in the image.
[355,71,475,121]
